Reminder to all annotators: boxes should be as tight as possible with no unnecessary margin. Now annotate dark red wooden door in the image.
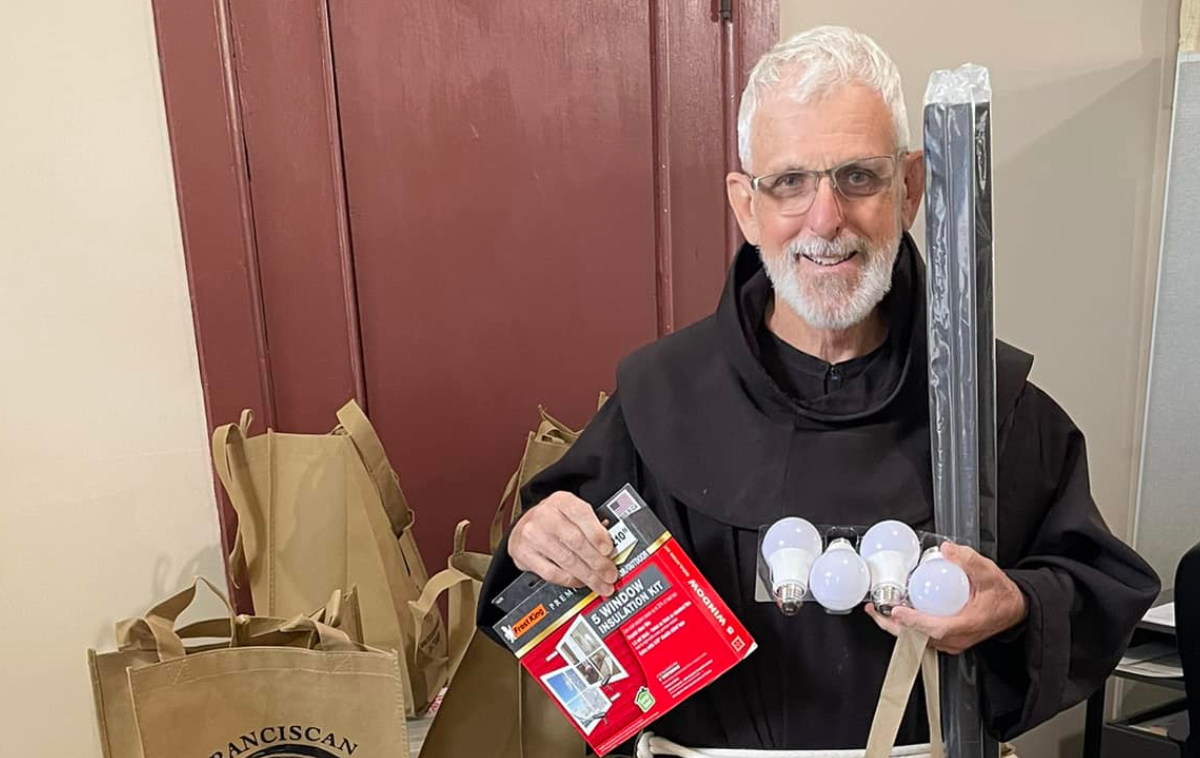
[152,0,777,605]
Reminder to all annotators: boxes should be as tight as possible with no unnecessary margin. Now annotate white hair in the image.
[737,26,909,173]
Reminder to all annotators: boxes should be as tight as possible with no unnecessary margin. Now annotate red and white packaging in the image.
[491,485,757,755]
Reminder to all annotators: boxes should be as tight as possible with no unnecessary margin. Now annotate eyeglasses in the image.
[747,154,904,216]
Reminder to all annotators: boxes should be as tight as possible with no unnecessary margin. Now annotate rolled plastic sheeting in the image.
[923,62,999,758]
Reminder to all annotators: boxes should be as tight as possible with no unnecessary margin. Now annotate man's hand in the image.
[508,491,618,596]
[865,542,1028,654]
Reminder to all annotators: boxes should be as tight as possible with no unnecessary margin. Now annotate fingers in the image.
[870,605,961,654]
[546,529,617,596]
[942,542,1008,609]
[941,541,984,580]
[865,603,903,637]
[889,606,947,639]
[864,543,1004,655]
[555,494,615,558]
[548,500,617,587]
[514,519,615,596]
[508,492,618,596]
[889,605,970,654]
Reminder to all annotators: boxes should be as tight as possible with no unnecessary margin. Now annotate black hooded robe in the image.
[478,236,1160,750]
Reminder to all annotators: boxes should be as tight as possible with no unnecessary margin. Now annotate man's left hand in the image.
[864,542,1029,654]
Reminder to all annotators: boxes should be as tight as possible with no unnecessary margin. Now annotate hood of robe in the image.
[717,232,924,424]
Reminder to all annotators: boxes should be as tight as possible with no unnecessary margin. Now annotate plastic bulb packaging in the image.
[907,545,971,616]
[754,518,957,617]
[859,520,921,615]
[761,516,823,615]
[808,538,871,614]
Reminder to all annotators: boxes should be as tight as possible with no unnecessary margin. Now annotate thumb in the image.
[941,541,998,592]
[941,541,980,571]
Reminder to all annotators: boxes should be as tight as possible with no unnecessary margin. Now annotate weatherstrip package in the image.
[490,484,756,755]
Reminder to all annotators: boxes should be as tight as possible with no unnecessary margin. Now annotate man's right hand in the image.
[507,491,618,596]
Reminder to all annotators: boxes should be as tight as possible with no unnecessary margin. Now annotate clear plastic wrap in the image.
[923,62,1000,758]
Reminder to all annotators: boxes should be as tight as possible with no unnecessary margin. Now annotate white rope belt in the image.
[635,733,933,758]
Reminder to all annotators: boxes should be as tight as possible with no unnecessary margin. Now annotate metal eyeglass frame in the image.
[746,152,908,214]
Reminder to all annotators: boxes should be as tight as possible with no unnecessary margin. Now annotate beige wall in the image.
[0,0,225,755]
[778,1,1177,755]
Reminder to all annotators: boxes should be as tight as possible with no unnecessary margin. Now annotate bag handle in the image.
[169,617,238,640]
[313,587,346,627]
[490,399,601,552]
[335,399,413,537]
[115,577,233,662]
[124,585,349,653]
[488,416,580,553]
[170,615,308,646]
[410,567,474,661]
[490,435,532,553]
[408,577,461,684]
[453,518,469,554]
[411,522,489,677]
[920,645,942,755]
[211,411,262,588]
[864,628,945,758]
[451,548,493,583]
[171,616,298,643]
[537,405,580,443]
[278,615,362,652]
[409,567,474,629]
[448,520,491,582]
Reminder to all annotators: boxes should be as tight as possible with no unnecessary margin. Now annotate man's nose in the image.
[804,176,844,238]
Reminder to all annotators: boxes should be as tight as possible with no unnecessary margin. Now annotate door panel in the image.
[329,0,661,557]
[228,0,361,433]
[656,0,737,332]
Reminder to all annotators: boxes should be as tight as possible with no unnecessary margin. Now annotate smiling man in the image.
[479,26,1159,754]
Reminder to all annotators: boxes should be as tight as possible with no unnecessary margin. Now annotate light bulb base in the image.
[775,582,805,616]
[871,584,905,616]
[920,545,944,564]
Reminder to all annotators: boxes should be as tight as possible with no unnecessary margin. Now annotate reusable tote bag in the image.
[89,579,361,758]
[211,399,446,714]
[129,615,407,758]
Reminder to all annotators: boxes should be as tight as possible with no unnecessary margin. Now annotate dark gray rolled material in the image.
[923,63,999,758]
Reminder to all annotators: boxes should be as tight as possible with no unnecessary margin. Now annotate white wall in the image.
[778,2,1177,755]
[0,0,225,755]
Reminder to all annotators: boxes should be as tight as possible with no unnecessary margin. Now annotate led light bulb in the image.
[762,516,823,615]
[908,546,970,616]
[859,520,921,615]
[808,538,871,614]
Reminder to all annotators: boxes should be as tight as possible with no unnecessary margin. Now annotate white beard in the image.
[760,229,900,331]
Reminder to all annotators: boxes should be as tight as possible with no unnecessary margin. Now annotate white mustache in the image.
[784,236,867,261]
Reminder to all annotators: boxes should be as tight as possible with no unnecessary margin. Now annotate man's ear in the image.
[900,150,925,231]
[726,172,761,245]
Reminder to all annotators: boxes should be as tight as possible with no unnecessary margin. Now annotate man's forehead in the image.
[752,83,897,173]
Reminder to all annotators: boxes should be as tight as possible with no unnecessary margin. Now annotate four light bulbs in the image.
[761,517,972,616]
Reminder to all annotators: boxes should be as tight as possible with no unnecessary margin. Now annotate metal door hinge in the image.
[718,0,732,22]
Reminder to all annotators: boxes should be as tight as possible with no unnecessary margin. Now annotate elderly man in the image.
[479,26,1159,753]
